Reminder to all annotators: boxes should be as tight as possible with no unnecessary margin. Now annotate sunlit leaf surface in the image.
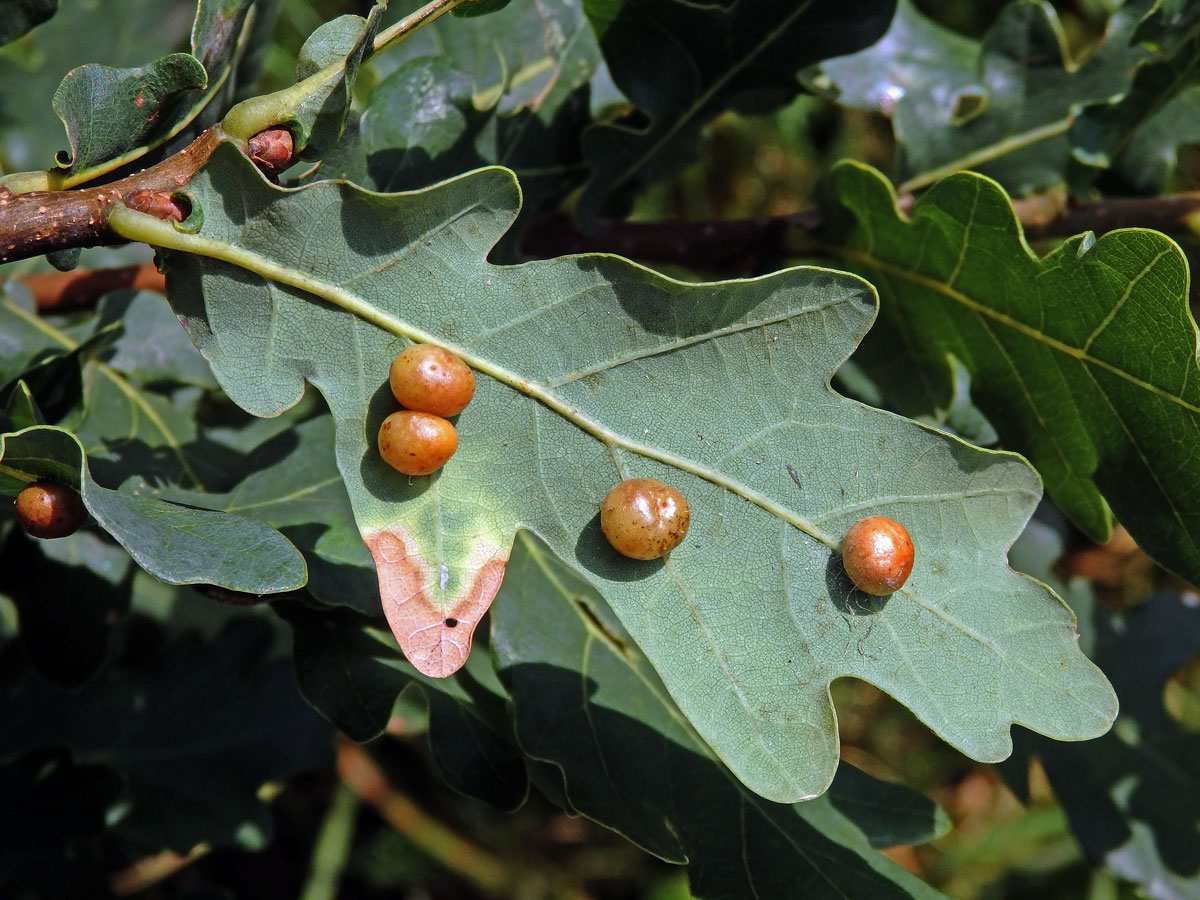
[134,143,1117,801]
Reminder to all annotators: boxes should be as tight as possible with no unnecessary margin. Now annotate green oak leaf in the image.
[119,142,1117,802]
[577,0,897,219]
[809,0,1148,195]
[0,291,121,425]
[1071,41,1200,173]
[826,763,952,849]
[0,0,58,46]
[343,0,601,223]
[324,55,477,189]
[1111,85,1200,193]
[0,0,191,176]
[0,425,306,593]
[313,54,590,256]
[52,54,207,170]
[377,0,599,115]
[821,160,1200,587]
[275,2,385,159]
[1037,592,1200,899]
[1,381,41,431]
[491,530,949,898]
[1070,2,1200,190]
[186,0,279,132]
[0,288,117,388]
[97,291,218,390]
[2,0,267,188]
[1,288,243,491]
[163,414,378,614]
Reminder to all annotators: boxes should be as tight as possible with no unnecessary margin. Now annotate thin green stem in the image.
[107,205,841,549]
[0,463,39,484]
[896,118,1072,195]
[299,783,359,900]
[371,0,471,59]
[222,60,342,141]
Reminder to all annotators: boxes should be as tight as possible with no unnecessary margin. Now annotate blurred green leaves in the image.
[0,0,58,46]
[0,618,332,853]
[811,0,1148,194]
[578,0,897,218]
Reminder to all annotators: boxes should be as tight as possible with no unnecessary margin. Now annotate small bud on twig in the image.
[124,189,188,222]
[248,127,295,174]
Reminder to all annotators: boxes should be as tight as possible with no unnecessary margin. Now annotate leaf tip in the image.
[364,525,507,678]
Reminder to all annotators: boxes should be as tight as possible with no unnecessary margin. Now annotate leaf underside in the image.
[0,426,306,593]
[148,142,1119,802]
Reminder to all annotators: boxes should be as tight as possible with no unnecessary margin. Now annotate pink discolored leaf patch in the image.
[363,526,506,677]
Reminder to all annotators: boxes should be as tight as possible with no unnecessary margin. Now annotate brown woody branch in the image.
[7,127,1200,289]
[520,191,1200,272]
[1017,191,1200,241]
[0,125,293,268]
[520,209,822,273]
[0,129,222,266]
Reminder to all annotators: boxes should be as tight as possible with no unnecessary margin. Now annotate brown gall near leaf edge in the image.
[841,515,914,596]
[600,478,691,560]
[14,480,88,539]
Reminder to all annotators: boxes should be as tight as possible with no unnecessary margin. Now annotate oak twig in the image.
[1018,192,1200,242]
[0,128,223,267]
[110,845,210,896]
[520,210,820,272]
[371,0,471,58]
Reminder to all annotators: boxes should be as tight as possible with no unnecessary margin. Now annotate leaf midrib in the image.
[836,245,1200,414]
[109,205,843,549]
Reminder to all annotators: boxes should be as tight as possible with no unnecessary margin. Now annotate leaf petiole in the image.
[370,0,472,60]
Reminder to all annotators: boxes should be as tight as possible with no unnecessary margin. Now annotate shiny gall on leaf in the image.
[378,410,458,476]
[841,515,914,596]
[600,478,691,560]
[389,344,476,418]
[14,480,88,539]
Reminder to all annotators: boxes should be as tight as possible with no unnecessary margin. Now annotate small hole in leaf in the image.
[444,618,458,628]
